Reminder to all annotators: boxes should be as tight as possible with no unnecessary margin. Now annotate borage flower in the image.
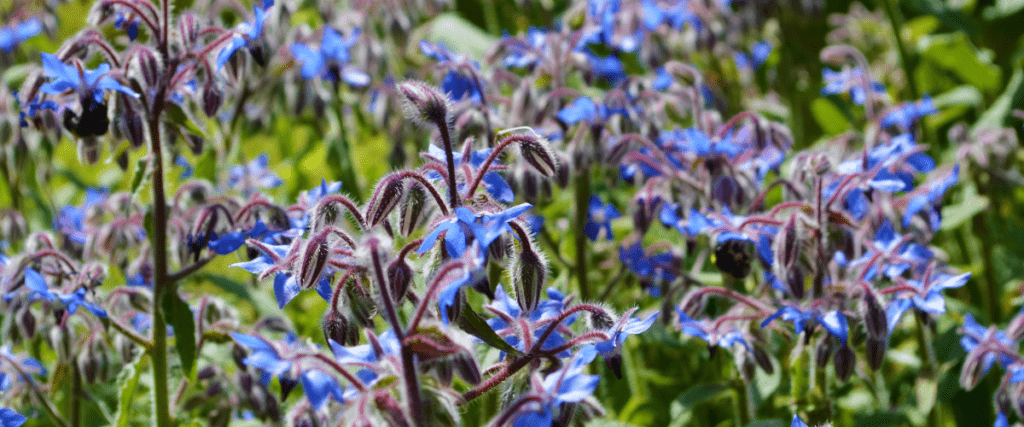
[510,345,601,427]
[216,0,274,69]
[291,27,369,87]
[0,18,42,53]
[761,306,848,346]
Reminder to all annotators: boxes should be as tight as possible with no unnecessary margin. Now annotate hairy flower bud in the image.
[786,267,805,299]
[508,132,558,177]
[778,214,800,271]
[201,83,222,118]
[386,257,413,304]
[863,293,888,339]
[367,177,404,228]
[513,247,546,313]
[1007,313,1024,342]
[753,345,774,374]
[453,351,481,385]
[399,182,428,237]
[397,80,449,126]
[555,150,571,188]
[834,345,855,381]
[322,309,358,346]
[298,233,330,290]
[714,239,753,279]
[816,337,833,368]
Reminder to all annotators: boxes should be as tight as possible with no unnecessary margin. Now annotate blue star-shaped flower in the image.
[216,0,274,69]
[0,408,26,427]
[761,306,848,346]
[38,53,139,103]
[676,311,750,351]
[821,67,886,105]
[885,272,970,333]
[229,154,282,196]
[231,333,345,410]
[0,18,42,53]
[512,345,601,427]
[290,27,369,87]
[594,311,656,355]
[8,268,107,318]
[417,204,532,258]
[584,196,621,241]
[959,314,1015,375]
[618,242,676,289]
[882,95,937,129]
[902,164,959,231]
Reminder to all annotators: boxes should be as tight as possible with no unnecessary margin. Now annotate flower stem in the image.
[434,117,460,209]
[148,112,173,427]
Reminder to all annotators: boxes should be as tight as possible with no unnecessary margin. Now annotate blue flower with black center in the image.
[290,27,369,87]
[885,272,970,333]
[761,306,848,346]
[38,53,139,103]
[216,0,274,69]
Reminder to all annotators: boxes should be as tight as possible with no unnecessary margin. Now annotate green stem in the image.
[332,83,361,202]
[882,0,919,101]
[914,314,940,426]
[70,363,81,427]
[148,113,173,427]
[573,168,591,301]
[732,378,752,426]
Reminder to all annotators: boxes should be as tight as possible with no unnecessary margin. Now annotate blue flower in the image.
[208,219,269,255]
[557,97,627,125]
[902,164,959,231]
[0,18,42,53]
[216,0,274,69]
[642,0,697,30]
[821,67,886,105]
[436,267,475,326]
[290,27,369,87]
[423,144,512,202]
[419,42,483,103]
[885,272,970,332]
[995,412,1009,427]
[761,306,848,346]
[303,179,343,205]
[735,42,772,71]
[229,154,282,196]
[176,156,193,179]
[231,333,345,409]
[512,345,600,427]
[484,285,574,357]
[882,95,937,129]
[584,196,621,241]
[848,219,933,280]
[792,415,809,427]
[38,53,139,103]
[9,268,107,318]
[418,204,532,258]
[594,311,656,355]
[959,314,1015,374]
[676,311,750,350]
[618,242,676,288]
[502,28,550,68]
[0,408,26,427]
[114,13,139,41]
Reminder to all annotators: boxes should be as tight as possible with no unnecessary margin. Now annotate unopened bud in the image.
[201,83,222,118]
[714,239,753,279]
[816,337,833,368]
[833,345,855,381]
[374,390,412,427]
[863,293,888,339]
[248,40,269,67]
[386,257,413,304]
[1007,312,1024,342]
[453,352,481,385]
[753,345,774,374]
[786,267,805,299]
[322,309,358,347]
[399,182,427,237]
[866,337,886,370]
[778,215,800,271]
[960,350,988,390]
[367,177,404,228]
[713,175,741,208]
[555,151,571,188]
[513,248,546,313]
[397,81,449,126]
[279,377,297,401]
[298,233,330,290]
[179,13,199,47]
[133,48,163,90]
[514,134,558,177]
[604,354,623,379]
[587,306,617,331]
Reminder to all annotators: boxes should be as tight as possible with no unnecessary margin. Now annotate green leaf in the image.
[810,97,852,136]
[114,352,148,427]
[971,68,1024,135]
[165,102,206,138]
[745,421,784,427]
[983,0,1024,20]
[456,304,521,356]
[941,183,989,230]
[916,376,938,412]
[422,13,498,61]
[162,291,197,380]
[586,421,640,427]
[667,383,729,427]
[852,413,909,427]
[130,157,150,201]
[194,149,217,182]
[918,33,1001,96]
[198,273,277,316]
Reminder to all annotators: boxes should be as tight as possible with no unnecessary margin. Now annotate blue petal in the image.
[300,370,337,410]
[885,298,912,334]
[818,311,849,346]
[482,172,514,203]
[209,231,247,254]
[273,274,301,308]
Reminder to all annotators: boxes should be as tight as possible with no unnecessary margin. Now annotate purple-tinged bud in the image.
[179,13,199,47]
[0,209,26,243]
[680,293,706,320]
[397,80,449,126]
[265,392,281,421]
[399,182,427,237]
[866,337,886,371]
[472,275,495,300]
[816,337,833,368]
[197,366,217,380]
[133,48,163,91]
[453,352,481,385]
[312,199,342,231]
[232,345,249,370]
[322,309,358,346]
[960,350,989,390]
[259,316,290,333]
[778,215,800,271]
[374,390,412,427]
[834,345,855,381]
[519,169,541,205]
[740,353,756,382]
[205,381,223,397]
[249,40,269,67]
[78,136,101,164]
[386,257,413,304]
[509,132,558,177]
[585,304,617,330]
[863,293,888,339]
[298,233,330,290]
[367,177,404,228]
[201,83,222,118]
[185,134,203,155]
[786,267,805,299]
[555,150,571,188]
[343,278,377,328]
[1007,313,1024,342]
[753,345,774,374]
[513,247,547,313]
[20,307,35,339]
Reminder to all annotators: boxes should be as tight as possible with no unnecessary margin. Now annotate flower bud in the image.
[179,13,199,47]
[1007,312,1024,342]
[78,136,101,164]
[555,151,571,188]
[786,267,805,299]
[713,175,741,208]
[815,337,833,368]
[344,277,377,328]
[197,366,217,380]
[322,309,359,347]
[201,83,222,118]
[367,177,404,228]
[516,134,558,177]
[279,377,297,401]
[374,390,412,427]
[866,337,886,371]
[513,247,546,313]
[960,350,988,390]
[753,345,774,374]
[833,345,855,382]
[298,233,330,290]
[133,47,163,91]
[453,351,481,385]
[399,182,427,237]
[397,81,449,126]
[604,354,623,379]
[778,214,800,271]
[386,257,413,304]
[863,293,888,339]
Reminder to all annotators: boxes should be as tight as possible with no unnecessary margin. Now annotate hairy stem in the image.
[573,167,591,301]
[434,117,460,209]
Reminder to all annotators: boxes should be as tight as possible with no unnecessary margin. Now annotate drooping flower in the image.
[511,345,601,427]
[216,0,274,69]
[885,272,970,333]
[417,204,532,259]
[761,306,848,346]
[38,53,139,103]
[584,196,621,241]
[290,27,369,87]
[0,18,42,53]
[6,268,107,318]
